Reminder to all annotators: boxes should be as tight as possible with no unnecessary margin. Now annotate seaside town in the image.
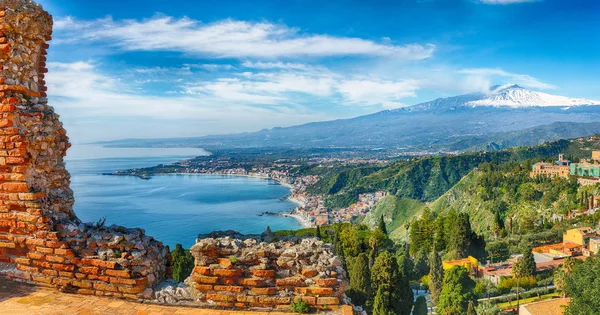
[109,154,390,227]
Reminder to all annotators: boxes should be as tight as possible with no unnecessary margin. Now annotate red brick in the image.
[32,275,52,284]
[72,280,93,289]
[105,269,130,278]
[52,263,75,272]
[93,282,118,292]
[294,287,334,295]
[250,287,277,295]
[45,241,66,249]
[301,268,318,277]
[109,277,148,286]
[317,297,340,305]
[78,266,99,275]
[88,274,110,282]
[193,274,219,284]
[36,247,53,254]
[59,271,74,278]
[117,285,145,295]
[206,293,236,302]
[14,257,30,265]
[238,278,266,287]
[213,268,242,277]
[52,278,72,286]
[45,255,65,263]
[252,269,275,277]
[194,284,213,291]
[315,278,338,287]
[214,285,244,293]
[42,269,58,276]
[276,277,305,287]
[217,258,233,268]
[193,266,211,275]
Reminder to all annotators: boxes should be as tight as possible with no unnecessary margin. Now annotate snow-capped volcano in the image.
[404,84,600,112]
[465,84,600,108]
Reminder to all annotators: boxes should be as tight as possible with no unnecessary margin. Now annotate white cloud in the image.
[458,68,555,90]
[46,61,331,142]
[337,79,420,107]
[53,16,435,60]
[479,0,539,4]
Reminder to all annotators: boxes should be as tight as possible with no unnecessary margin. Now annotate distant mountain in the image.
[404,84,600,112]
[100,85,600,152]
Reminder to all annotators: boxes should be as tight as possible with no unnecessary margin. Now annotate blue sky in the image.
[36,0,600,143]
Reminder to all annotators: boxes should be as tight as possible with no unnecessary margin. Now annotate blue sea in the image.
[64,145,301,248]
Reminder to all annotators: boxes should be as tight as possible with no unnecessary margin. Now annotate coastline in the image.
[166,172,313,228]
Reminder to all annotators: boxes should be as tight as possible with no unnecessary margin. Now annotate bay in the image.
[64,145,302,248]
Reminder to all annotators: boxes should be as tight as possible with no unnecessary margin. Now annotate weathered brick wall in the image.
[0,0,169,299]
[189,235,349,310]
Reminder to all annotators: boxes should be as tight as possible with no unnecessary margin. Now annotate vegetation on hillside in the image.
[305,139,571,208]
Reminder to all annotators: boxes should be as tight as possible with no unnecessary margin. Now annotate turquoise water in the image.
[64,145,301,248]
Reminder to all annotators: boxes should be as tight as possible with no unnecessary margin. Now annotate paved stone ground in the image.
[0,278,352,315]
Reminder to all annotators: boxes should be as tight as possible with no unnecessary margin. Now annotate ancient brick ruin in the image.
[0,0,349,311]
[0,0,169,299]
[187,235,349,310]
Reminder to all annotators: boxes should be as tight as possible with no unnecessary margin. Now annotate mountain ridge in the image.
[98,86,600,152]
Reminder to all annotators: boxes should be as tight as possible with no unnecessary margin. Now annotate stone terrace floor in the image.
[0,278,352,315]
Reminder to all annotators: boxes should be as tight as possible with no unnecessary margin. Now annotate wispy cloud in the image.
[54,16,435,60]
[46,61,331,142]
[479,0,540,4]
[458,68,555,90]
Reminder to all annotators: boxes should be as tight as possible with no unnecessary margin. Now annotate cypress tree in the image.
[467,301,476,315]
[413,296,428,315]
[371,251,413,315]
[437,266,476,315]
[429,249,444,305]
[171,244,194,282]
[373,287,393,315]
[314,225,321,238]
[514,246,536,278]
[378,214,388,235]
[347,253,371,308]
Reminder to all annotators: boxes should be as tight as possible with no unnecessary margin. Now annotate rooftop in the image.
[519,297,570,315]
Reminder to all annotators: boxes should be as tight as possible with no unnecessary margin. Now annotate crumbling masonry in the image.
[0,0,169,299]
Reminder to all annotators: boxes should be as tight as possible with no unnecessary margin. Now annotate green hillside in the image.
[363,135,600,241]
[362,196,425,239]
[307,139,572,209]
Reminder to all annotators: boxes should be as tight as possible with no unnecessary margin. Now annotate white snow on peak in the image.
[465,84,600,108]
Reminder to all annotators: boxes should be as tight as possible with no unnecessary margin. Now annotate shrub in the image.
[290,299,310,314]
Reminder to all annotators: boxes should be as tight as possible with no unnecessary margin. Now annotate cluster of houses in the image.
[530,151,600,186]
[441,227,598,286]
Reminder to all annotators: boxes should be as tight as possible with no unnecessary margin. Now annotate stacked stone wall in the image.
[0,0,169,299]
[189,235,349,310]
